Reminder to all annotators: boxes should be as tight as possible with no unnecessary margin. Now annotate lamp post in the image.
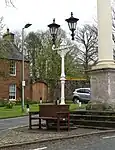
[22,23,32,112]
[48,13,79,104]
[52,42,74,104]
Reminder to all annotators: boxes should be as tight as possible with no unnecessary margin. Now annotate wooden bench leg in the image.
[68,121,70,131]
[68,113,70,131]
[46,120,49,129]
[29,114,32,129]
[39,118,41,129]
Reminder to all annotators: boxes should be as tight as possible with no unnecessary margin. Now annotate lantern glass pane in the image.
[68,22,77,30]
[55,28,58,35]
[68,22,72,30]
[73,22,77,30]
[50,27,59,36]
[50,27,57,35]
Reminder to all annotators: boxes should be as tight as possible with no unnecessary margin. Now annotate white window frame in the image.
[9,84,16,100]
[9,61,16,76]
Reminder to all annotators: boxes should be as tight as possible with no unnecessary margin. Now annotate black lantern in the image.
[48,18,60,45]
[65,12,79,40]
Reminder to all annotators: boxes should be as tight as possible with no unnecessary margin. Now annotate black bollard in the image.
[40,97,42,104]
[55,97,59,105]
[26,103,30,113]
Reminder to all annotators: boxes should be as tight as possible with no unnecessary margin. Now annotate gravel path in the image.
[19,133,115,150]
[1,132,115,150]
[0,126,99,147]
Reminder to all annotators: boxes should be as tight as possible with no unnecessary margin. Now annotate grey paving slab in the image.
[0,116,28,131]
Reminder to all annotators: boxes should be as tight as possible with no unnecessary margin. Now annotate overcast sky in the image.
[0,0,97,33]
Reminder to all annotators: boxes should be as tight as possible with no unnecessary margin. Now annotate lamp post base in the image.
[60,77,65,105]
[60,100,65,105]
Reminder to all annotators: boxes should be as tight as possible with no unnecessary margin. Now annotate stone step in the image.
[76,125,113,130]
[71,119,115,128]
[70,110,115,115]
[70,114,115,121]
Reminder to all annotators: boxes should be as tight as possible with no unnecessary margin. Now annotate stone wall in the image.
[53,80,90,100]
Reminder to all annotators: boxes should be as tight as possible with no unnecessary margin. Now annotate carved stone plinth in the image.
[89,68,115,110]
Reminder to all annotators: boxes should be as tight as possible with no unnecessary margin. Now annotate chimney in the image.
[3,28,14,42]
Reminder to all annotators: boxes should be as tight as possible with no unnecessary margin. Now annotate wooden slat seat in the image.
[38,117,57,120]
[29,108,70,131]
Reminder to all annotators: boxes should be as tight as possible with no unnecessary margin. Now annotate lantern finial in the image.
[53,18,55,23]
[71,12,73,17]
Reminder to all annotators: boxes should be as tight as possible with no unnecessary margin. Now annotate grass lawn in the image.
[0,104,39,119]
[69,103,86,111]
[0,103,86,119]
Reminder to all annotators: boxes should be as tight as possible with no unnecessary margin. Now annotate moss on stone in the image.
[86,100,115,111]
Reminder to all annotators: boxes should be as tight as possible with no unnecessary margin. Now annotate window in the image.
[76,88,90,94]
[77,89,85,93]
[9,84,16,100]
[84,89,90,94]
[10,61,16,76]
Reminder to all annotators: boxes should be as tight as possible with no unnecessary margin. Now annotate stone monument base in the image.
[89,68,115,111]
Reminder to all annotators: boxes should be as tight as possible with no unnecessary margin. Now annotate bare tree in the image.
[111,6,115,59]
[13,30,21,50]
[0,17,5,36]
[5,0,15,7]
[75,24,98,79]
[0,17,6,56]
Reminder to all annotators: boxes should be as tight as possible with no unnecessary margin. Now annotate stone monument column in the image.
[96,0,114,67]
[90,0,115,110]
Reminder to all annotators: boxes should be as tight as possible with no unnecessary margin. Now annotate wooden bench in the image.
[29,104,70,131]
[38,111,70,131]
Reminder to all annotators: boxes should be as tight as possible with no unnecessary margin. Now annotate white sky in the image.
[0,0,97,33]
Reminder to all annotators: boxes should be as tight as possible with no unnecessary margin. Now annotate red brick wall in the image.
[0,59,31,100]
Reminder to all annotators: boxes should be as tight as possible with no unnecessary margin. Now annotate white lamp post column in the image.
[58,48,67,105]
[52,42,73,105]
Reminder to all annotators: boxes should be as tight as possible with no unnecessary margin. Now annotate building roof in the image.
[0,41,29,62]
[6,41,29,61]
[1,29,29,62]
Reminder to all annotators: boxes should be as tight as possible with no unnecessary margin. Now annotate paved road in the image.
[41,134,115,150]
[12,133,115,150]
[0,116,28,132]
